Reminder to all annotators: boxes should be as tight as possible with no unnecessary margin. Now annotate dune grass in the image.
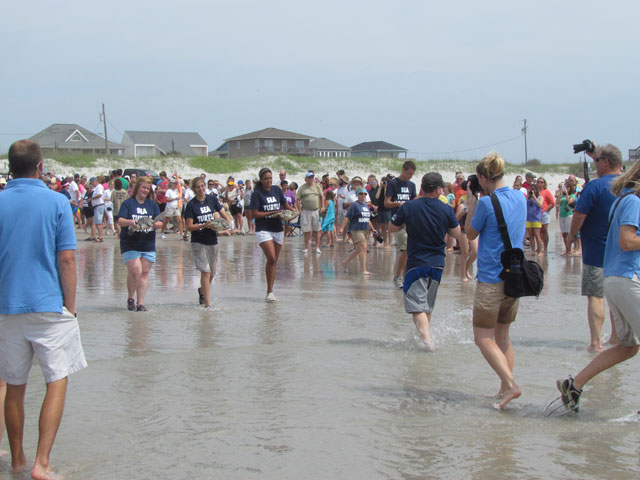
[34,152,586,178]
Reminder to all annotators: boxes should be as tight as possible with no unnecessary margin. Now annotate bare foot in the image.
[587,344,603,353]
[496,384,521,409]
[12,461,27,474]
[461,277,469,282]
[362,270,371,275]
[32,464,65,480]
[605,337,619,346]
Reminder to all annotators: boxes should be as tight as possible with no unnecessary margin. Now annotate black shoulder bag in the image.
[490,193,544,298]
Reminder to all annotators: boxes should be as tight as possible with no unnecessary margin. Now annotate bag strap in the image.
[608,191,636,230]
[490,193,513,251]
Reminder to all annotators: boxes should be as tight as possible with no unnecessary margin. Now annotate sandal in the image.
[96,237,104,242]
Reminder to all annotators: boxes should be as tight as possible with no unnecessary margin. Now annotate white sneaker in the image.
[265,292,278,303]
[161,234,166,239]
[303,248,309,254]
[392,275,403,289]
[315,248,322,254]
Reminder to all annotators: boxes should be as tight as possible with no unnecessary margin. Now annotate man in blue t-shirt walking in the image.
[390,172,460,349]
[567,143,622,352]
[0,140,87,479]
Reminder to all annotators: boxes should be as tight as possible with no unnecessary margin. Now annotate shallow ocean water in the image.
[2,222,639,480]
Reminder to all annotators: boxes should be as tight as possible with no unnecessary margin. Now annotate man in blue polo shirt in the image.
[390,172,460,349]
[567,143,622,353]
[0,140,87,479]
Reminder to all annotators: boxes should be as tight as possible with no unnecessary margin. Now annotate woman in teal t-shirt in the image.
[559,182,577,255]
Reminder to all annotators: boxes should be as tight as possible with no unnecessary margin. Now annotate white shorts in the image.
[164,205,181,218]
[192,242,218,274]
[559,215,572,234]
[256,230,284,245]
[0,308,87,384]
[541,211,551,225]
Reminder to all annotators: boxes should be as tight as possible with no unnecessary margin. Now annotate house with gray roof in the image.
[121,131,208,158]
[219,127,314,158]
[30,123,125,155]
[351,141,408,159]
[310,138,351,158]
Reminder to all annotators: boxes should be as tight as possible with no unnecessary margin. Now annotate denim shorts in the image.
[122,250,156,264]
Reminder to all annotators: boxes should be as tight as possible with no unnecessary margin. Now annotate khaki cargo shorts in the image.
[472,281,520,329]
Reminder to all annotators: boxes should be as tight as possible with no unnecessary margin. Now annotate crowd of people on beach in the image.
[1,138,640,477]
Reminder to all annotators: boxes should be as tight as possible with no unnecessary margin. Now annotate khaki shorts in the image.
[0,308,87,384]
[164,205,181,218]
[472,281,520,329]
[352,230,367,244]
[191,242,218,274]
[604,275,640,347]
[395,226,407,251]
[582,264,604,297]
[300,209,320,233]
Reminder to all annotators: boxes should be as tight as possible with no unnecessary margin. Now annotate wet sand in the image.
[1,222,638,479]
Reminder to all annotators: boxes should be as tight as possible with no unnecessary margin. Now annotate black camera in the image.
[463,174,482,196]
[372,230,384,244]
[572,139,595,154]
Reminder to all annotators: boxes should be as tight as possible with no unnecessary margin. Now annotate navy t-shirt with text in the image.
[184,195,224,245]
[118,197,161,253]
[345,201,371,231]
[250,186,287,232]
[392,197,458,270]
[385,178,416,214]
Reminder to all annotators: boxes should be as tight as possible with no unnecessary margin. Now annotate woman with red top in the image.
[536,177,555,253]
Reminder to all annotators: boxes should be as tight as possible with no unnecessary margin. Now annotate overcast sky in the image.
[1,0,638,162]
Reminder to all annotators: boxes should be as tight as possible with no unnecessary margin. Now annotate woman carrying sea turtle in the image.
[117,176,163,312]
[250,167,296,302]
[184,176,232,308]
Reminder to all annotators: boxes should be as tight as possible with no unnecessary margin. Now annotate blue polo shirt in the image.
[575,174,617,267]
[603,192,640,279]
[471,187,526,283]
[0,178,77,314]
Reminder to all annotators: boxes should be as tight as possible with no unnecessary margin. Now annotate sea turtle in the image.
[128,214,163,235]
[276,210,299,221]
[206,218,231,231]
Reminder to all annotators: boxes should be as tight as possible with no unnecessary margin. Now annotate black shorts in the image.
[83,206,94,218]
[230,204,243,216]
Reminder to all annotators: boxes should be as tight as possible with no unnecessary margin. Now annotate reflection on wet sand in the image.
[4,223,639,479]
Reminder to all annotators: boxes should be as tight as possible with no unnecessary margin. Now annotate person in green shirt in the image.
[559,181,577,255]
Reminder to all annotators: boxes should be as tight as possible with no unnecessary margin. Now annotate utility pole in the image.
[102,103,109,154]
[521,119,528,165]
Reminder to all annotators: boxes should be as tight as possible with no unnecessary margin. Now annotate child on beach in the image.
[320,190,336,247]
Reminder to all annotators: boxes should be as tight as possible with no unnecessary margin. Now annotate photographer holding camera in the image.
[567,142,622,352]
[465,152,526,409]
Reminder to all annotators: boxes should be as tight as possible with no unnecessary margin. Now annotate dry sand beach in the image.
[0,155,583,191]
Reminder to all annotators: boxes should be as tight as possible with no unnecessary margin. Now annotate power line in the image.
[107,119,123,136]
[410,134,524,156]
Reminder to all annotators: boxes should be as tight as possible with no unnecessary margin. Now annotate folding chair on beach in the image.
[286,220,302,237]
